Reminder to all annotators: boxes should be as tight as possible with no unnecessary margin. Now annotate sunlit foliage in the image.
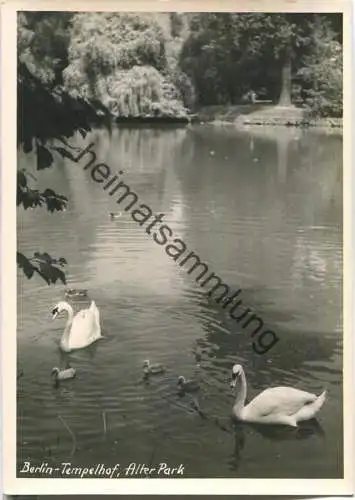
[63,13,189,117]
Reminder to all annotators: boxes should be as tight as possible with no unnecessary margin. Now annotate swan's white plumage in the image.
[231,364,326,427]
[52,300,101,351]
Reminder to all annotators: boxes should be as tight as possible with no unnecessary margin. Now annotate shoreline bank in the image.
[192,104,342,128]
[108,104,342,129]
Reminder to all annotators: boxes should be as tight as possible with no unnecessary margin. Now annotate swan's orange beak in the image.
[52,307,58,319]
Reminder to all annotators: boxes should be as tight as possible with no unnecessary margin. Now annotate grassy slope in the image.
[194,104,342,127]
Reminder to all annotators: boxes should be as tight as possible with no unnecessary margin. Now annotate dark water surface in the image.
[17,125,343,478]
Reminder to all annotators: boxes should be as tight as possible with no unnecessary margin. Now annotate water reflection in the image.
[17,124,342,478]
[229,418,325,473]
[57,341,101,367]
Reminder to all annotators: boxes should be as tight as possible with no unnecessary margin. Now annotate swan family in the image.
[50,299,326,427]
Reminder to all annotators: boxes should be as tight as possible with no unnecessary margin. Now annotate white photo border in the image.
[1,0,353,495]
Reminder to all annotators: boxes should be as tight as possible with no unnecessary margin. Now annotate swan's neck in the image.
[61,303,74,347]
[233,369,247,418]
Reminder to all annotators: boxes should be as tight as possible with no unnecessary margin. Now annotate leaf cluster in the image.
[17,251,67,285]
[17,168,68,212]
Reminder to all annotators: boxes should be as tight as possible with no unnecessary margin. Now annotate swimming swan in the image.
[230,364,326,427]
[52,300,102,352]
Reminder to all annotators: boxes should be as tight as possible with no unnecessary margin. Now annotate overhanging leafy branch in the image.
[17,62,110,284]
[17,251,67,285]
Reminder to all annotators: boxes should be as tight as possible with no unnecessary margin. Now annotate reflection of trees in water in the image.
[171,126,341,348]
[19,126,194,283]
[276,130,291,183]
[289,131,342,222]
[89,126,194,207]
[54,127,196,293]
[95,126,189,174]
[179,126,342,214]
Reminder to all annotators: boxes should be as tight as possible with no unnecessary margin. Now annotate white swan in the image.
[51,300,102,352]
[230,364,326,427]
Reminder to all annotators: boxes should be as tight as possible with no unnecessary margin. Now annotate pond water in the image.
[17,124,343,478]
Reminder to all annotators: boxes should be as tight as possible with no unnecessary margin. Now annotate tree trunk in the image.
[278,46,292,106]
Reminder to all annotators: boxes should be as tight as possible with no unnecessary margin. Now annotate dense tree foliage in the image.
[297,17,342,117]
[18,12,73,86]
[62,13,191,117]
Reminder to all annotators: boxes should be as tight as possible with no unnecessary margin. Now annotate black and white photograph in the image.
[1,0,353,495]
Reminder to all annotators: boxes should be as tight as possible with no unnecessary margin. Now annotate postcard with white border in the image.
[1,0,354,495]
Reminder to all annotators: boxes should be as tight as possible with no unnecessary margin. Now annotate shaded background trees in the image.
[179,12,342,115]
[18,11,73,86]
